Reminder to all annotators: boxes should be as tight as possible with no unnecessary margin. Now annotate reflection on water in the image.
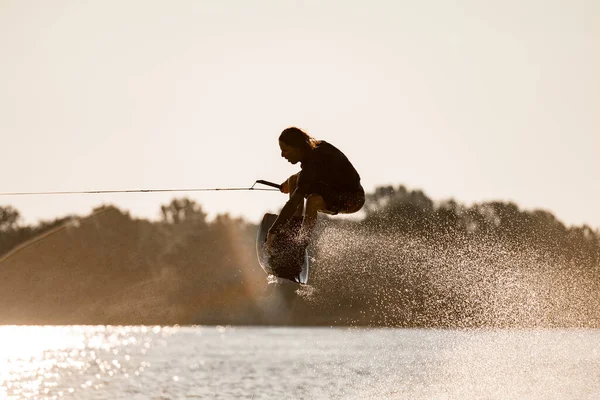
[0,326,171,399]
[0,326,599,399]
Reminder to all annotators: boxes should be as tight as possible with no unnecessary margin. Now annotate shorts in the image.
[307,183,365,215]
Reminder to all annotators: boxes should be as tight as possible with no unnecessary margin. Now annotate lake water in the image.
[0,326,598,399]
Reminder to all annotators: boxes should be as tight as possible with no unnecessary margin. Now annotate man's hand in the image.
[280,179,290,194]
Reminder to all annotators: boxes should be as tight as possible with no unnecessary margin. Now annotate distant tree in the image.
[160,198,207,226]
[0,206,20,231]
[432,199,463,235]
[364,185,436,233]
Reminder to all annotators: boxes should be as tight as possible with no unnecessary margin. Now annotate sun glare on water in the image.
[0,326,167,399]
[0,326,82,398]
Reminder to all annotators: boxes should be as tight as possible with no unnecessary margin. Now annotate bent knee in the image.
[306,194,327,211]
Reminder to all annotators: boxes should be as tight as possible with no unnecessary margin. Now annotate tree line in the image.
[0,186,598,327]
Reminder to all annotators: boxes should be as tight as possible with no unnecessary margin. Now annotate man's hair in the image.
[279,127,320,151]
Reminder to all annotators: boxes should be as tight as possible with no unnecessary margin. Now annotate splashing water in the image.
[295,218,600,328]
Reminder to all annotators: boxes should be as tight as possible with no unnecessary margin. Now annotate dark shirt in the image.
[268,141,361,235]
[296,141,361,196]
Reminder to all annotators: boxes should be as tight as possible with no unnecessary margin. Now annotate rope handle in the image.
[253,180,282,190]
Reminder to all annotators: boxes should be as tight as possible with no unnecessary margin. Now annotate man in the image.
[266,127,364,278]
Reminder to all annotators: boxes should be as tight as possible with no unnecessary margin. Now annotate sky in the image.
[1,0,599,228]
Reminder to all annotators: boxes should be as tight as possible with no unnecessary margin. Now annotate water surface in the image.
[0,326,598,399]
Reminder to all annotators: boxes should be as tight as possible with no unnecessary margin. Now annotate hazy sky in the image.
[1,0,599,228]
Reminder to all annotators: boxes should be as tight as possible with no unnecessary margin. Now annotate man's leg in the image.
[269,173,306,281]
[300,194,327,242]
[287,173,304,217]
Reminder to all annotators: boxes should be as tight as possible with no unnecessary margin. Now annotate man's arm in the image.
[268,188,304,235]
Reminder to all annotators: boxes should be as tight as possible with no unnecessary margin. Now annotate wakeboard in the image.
[256,213,310,285]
